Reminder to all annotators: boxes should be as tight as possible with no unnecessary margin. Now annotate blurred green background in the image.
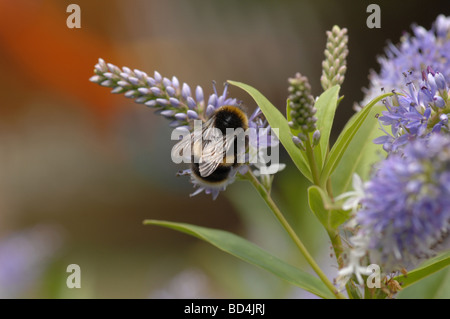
[0,0,448,298]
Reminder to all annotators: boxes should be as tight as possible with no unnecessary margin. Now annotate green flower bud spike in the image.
[288,72,317,133]
[321,25,349,91]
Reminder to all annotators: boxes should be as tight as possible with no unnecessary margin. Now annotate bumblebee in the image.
[173,105,249,187]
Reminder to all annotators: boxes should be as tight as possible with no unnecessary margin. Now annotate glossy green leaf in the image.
[314,85,340,170]
[144,219,335,299]
[394,251,450,290]
[228,80,312,182]
[308,186,350,230]
[320,92,394,186]
[397,267,450,299]
[331,104,386,195]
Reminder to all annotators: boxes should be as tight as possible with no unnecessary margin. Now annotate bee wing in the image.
[172,116,244,178]
[198,147,223,177]
[199,129,245,177]
[198,124,226,177]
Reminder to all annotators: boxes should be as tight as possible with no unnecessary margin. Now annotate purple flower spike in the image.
[91,59,278,200]
[356,134,450,271]
[360,15,450,111]
[374,66,450,153]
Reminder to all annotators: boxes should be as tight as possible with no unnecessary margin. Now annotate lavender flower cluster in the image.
[374,67,449,153]
[361,14,450,109]
[339,15,450,285]
[357,134,450,269]
[90,58,239,131]
[90,59,278,199]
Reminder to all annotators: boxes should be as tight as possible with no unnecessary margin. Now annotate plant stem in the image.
[306,136,345,283]
[245,170,346,299]
[304,138,322,187]
[327,229,344,268]
[326,178,334,200]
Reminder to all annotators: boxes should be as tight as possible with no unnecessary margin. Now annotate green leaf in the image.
[394,251,450,290]
[397,267,450,299]
[314,85,340,170]
[320,92,394,186]
[331,104,386,195]
[144,219,335,299]
[307,185,350,230]
[228,80,312,182]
